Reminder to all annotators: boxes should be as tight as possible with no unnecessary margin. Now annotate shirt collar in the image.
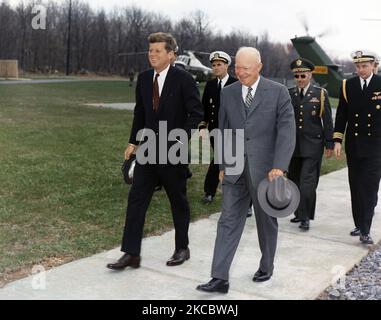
[299,82,311,93]
[243,76,260,93]
[154,64,170,80]
[218,74,230,87]
[361,73,373,85]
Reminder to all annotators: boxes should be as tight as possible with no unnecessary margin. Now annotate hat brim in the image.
[121,155,136,185]
[257,178,300,218]
[210,58,229,64]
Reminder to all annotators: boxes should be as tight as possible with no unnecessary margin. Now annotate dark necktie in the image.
[153,73,160,112]
[245,87,253,108]
[300,88,304,99]
[362,79,367,93]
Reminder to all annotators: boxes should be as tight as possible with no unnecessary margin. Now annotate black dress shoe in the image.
[360,234,374,245]
[166,248,190,266]
[299,220,310,231]
[196,278,229,293]
[253,270,272,282]
[106,254,140,270]
[290,217,301,223]
[201,194,213,204]
[350,227,361,236]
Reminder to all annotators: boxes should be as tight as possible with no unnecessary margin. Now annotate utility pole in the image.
[65,0,72,76]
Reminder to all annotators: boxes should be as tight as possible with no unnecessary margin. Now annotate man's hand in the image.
[219,170,224,182]
[199,128,208,140]
[124,143,137,160]
[334,142,341,160]
[268,168,283,181]
[325,148,333,159]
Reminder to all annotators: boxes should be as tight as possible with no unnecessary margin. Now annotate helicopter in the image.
[174,50,213,82]
[291,19,380,98]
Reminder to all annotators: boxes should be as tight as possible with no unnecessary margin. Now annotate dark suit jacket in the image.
[200,76,237,131]
[334,74,381,158]
[289,84,333,158]
[129,65,203,160]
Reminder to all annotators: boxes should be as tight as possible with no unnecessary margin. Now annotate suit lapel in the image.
[365,75,377,101]
[233,83,247,120]
[144,70,154,111]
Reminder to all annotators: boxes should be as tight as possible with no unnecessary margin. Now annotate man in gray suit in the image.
[197,47,296,293]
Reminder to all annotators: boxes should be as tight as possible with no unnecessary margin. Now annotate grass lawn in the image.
[0,81,346,285]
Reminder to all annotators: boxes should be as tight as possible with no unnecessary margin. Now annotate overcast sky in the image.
[9,0,381,59]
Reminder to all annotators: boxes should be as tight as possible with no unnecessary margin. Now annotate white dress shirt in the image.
[241,76,260,102]
[360,73,373,89]
[153,64,170,96]
[218,74,230,88]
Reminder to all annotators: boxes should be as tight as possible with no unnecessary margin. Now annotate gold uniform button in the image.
[377,105,381,110]
[355,114,359,117]
[299,119,303,122]
[368,124,371,127]
[211,120,214,123]
[355,133,358,136]
[355,123,358,127]
[368,114,371,117]
[300,105,303,109]
[300,112,303,115]
[299,126,303,129]
[368,133,372,136]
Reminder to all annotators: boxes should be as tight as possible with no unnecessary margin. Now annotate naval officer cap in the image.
[351,50,376,63]
[209,51,231,65]
[290,58,315,72]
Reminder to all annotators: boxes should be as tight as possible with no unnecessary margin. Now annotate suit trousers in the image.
[288,156,322,221]
[211,161,278,280]
[121,163,190,255]
[203,136,220,197]
[346,155,381,235]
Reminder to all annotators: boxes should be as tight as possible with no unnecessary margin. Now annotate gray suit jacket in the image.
[218,77,296,186]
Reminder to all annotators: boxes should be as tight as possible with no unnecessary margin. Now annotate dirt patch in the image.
[0,255,74,288]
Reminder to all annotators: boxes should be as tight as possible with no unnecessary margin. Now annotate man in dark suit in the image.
[107,32,203,270]
[197,47,295,293]
[334,50,381,245]
[199,51,237,204]
[288,58,333,231]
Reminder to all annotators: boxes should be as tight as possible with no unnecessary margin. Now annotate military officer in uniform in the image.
[333,50,381,245]
[288,58,334,231]
[199,51,238,204]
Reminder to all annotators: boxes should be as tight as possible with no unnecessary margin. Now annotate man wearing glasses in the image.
[287,58,334,231]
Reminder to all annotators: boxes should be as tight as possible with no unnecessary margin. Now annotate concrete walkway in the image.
[1,168,380,300]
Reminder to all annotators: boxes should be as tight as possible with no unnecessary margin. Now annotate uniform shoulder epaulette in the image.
[319,88,325,117]
[342,79,348,103]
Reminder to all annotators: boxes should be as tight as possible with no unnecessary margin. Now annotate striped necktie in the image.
[245,87,253,108]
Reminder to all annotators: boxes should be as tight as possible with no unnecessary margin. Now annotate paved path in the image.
[0,168,380,300]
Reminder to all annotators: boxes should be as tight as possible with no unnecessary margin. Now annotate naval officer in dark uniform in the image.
[334,50,381,245]
[199,51,237,204]
[288,58,334,230]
